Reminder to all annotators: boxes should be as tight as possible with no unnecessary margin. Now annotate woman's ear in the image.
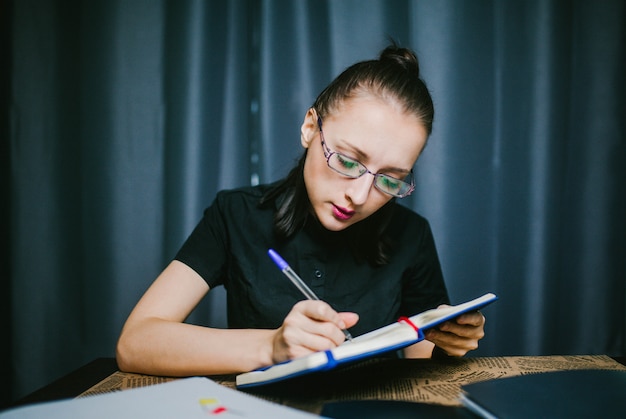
[300,108,318,149]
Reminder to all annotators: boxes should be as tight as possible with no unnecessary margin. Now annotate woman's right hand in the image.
[271,300,359,363]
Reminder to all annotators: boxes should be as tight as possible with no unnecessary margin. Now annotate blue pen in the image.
[268,248,353,342]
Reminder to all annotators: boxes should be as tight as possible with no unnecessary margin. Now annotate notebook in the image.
[236,292,498,388]
[460,369,626,418]
[0,377,317,418]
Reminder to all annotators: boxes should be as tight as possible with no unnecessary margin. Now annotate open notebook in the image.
[236,292,497,388]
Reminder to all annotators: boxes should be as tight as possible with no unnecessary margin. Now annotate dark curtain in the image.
[1,0,13,410]
[6,0,625,404]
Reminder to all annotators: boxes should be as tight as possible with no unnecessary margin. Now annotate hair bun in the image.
[379,45,421,76]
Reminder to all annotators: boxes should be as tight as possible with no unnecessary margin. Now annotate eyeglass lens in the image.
[327,153,413,197]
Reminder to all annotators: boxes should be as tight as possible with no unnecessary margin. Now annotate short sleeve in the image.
[174,196,229,289]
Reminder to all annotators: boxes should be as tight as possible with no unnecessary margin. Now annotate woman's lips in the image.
[332,204,355,221]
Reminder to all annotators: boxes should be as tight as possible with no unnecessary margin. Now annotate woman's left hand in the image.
[424,309,486,357]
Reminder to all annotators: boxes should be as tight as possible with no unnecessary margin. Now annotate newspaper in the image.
[79,372,177,397]
[79,355,626,414]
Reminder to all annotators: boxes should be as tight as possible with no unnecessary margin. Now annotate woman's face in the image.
[300,96,428,231]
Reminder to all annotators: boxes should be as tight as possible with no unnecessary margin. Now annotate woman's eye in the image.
[379,176,400,191]
[337,155,359,170]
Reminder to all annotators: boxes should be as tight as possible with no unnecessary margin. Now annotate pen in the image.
[268,248,353,342]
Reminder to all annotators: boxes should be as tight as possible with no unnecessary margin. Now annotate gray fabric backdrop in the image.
[6,0,625,403]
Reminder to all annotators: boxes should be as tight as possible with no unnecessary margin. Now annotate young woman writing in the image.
[116,44,486,377]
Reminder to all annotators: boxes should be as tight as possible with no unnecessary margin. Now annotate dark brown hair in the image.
[314,43,434,135]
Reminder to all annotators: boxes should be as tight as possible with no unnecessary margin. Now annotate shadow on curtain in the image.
[7,0,625,405]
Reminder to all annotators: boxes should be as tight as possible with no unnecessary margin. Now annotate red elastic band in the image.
[398,316,420,333]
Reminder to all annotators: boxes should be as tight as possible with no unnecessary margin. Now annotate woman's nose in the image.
[345,174,375,205]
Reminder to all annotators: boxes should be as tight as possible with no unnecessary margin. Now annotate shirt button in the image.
[314,269,323,278]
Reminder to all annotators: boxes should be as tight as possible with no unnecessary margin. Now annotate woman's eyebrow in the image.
[338,141,412,174]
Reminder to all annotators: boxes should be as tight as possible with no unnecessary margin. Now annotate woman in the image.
[116,44,485,377]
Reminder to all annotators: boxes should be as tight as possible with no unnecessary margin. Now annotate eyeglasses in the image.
[317,116,415,198]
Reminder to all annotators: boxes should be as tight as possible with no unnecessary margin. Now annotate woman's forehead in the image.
[322,97,427,169]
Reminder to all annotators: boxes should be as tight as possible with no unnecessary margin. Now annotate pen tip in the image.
[267,248,289,270]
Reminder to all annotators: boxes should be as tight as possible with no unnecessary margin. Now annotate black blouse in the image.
[175,184,449,338]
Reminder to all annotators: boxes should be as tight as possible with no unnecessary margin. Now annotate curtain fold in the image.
[8,0,625,402]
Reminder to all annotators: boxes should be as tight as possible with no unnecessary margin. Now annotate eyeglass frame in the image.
[316,116,415,198]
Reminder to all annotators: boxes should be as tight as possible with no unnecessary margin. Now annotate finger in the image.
[438,321,485,341]
[295,300,338,321]
[425,329,479,356]
[454,310,486,326]
[437,311,484,333]
[338,312,359,329]
[287,303,349,346]
[281,322,342,354]
[296,300,354,331]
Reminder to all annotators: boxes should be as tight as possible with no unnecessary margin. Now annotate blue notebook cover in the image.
[236,292,497,388]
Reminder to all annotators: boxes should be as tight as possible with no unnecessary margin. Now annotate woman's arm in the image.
[116,261,358,376]
[116,261,276,375]
[403,340,436,358]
